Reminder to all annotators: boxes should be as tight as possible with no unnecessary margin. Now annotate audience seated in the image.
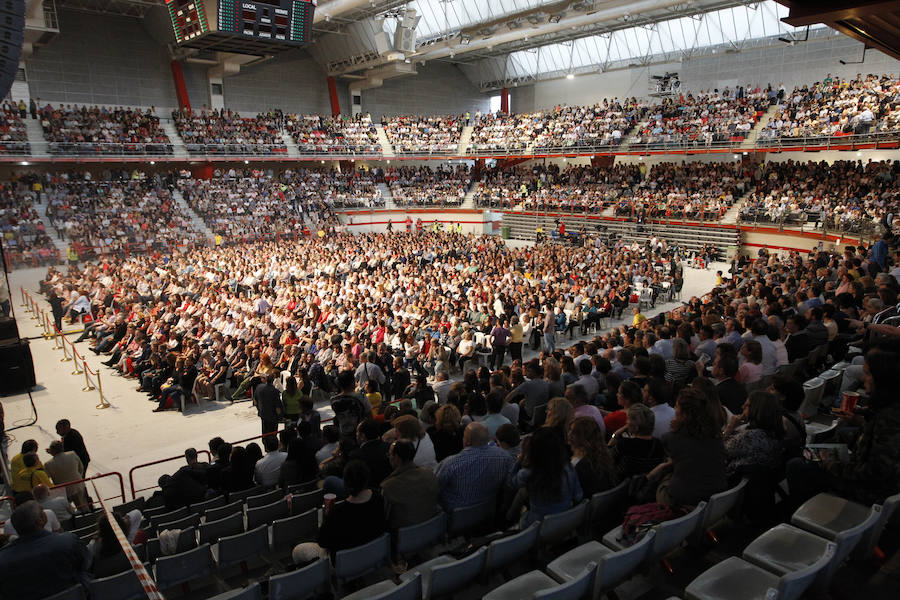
[39,103,171,155]
[285,113,379,154]
[0,177,59,268]
[382,114,462,153]
[387,165,471,207]
[173,107,285,154]
[0,102,30,154]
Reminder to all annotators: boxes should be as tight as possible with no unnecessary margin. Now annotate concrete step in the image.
[33,191,68,252]
[160,121,188,157]
[171,188,214,242]
[375,124,395,157]
[742,104,779,148]
[24,118,48,157]
[378,182,394,210]
[281,131,300,158]
[460,182,480,210]
[457,125,474,155]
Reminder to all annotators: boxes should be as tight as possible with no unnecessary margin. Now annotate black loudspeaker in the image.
[0,0,24,100]
[0,339,36,395]
[0,316,18,343]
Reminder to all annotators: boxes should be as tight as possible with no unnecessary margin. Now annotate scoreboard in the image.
[166,0,316,51]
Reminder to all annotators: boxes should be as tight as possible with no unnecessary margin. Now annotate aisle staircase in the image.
[742,104,778,147]
[721,188,754,224]
[172,189,214,242]
[457,125,474,155]
[160,121,188,157]
[34,192,68,254]
[378,182,395,209]
[374,125,395,157]
[24,118,48,157]
[281,131,300,158]
[460,182,480,210]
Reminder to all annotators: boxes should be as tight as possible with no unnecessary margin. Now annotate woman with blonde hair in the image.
[428,404,463,461]
[387,414,437,470]
[544,357,565,398]
[543,396,575,440]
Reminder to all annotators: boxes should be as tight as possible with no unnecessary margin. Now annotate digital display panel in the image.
[167,0,315,50]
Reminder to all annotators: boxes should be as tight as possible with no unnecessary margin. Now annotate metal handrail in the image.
[128,450,211,501]
[49,472,127,507]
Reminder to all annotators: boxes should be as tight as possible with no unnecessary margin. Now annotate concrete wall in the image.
[25,9,177,109]
[361,63,490,117]
[339,209,487,235]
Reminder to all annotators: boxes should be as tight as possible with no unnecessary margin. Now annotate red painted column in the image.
[191,163,213,179]
[170,61,191,111]
[500,87,509,114]
[327,76,341,117]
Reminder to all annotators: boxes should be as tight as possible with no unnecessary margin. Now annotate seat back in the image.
[396,512,446,557]
[72,510,102,530]
[228,485,267,504]
[217,525,269,569]
[190,495,226,515]
[597,529,656,591]
[831,504,882,568]
[247,498,290,530]
[88,569,146,600]
[269,557,331,600]
[291,488,324,514]
[286,480,319,495]
[147,526,198,563]
[149,506,189,528]
[799,378,825,417]
[776,542,836,600]
[246,488,284,509]
[155,543,214,590]
[860,492,900,558]
[155,513,201,535]
[45,585,85,600]
[334,533,391,583]
[485,522,540,572]
[534,562,597,600]
[648,502,707,561]
[204,500,244,522]
[589,481,628,525]
[429,547,488,598]
[112,497,146,518]
[698,479,748,535]
[448,500,495,537]
[199,512,244,545]
[372,574,422,600]
[271,509,319,554]
[539,501,589,547]
[208,582,263,600]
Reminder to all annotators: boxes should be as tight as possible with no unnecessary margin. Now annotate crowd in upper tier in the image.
[0,102,30,154]
[172,108,286,154]
[382,114,464,154]
[38,104,172,155]
[285,113,380,154]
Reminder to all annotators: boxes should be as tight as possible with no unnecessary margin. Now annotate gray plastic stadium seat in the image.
[694,479,748,543]
[112,497,146,517]
[214,524,270,571]
[205,499,244,522]
[72,510,102,530]
[588,480,628,525]
[291,489,325,514]
[334,533,391,589]
[483,569,558,600]
[342,573,422,600]
[548,529,656,596]
[396,512,446,558]
[155,543,216,592]
[147,526,198,562]
[427,546,488,599]
[271,509,319,561]
[191,495,227,515]
[149,506,189,528]
[743,507,879,588]
[684,543,835,600]
[539,501,589,547]
[208,582,263,600]
[286,480,319,495]
[45,585,85,600]
[88,568,146,600]
[533,563,596,600]
[229,486,267,504]
[485,522,540,574]
[246,488,284,509]
[268,557,331,600]
[200,512,244,545]
[603,502,707,565]
[247,498,290,530]
[791,492,900,560]
[155,512,201,535]
[799,377,825,417]
[447,499,495,537]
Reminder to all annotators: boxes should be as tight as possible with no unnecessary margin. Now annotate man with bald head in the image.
[0,501,91,599]
[33,483,75,525]
[434,422,514,511]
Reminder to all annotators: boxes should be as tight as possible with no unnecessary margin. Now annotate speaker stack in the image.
[0,0,24,101]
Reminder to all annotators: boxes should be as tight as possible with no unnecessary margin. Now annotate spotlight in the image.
[566,73,575,80]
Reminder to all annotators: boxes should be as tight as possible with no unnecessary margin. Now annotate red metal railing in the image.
[49,472,127,507]
[128,449,212,501]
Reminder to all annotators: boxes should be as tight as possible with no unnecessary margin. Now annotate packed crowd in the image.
[758,74,900,140]
[469,98,647,152]
[0,176,59,268]
[386,165,471,207]
[0,103,30,154]
[38,104,171,155]
[614,161,748,220]
[382,114,464,154]
[740,159,900,232]
[285,113,380,154]
[172,108,285,154]
[41,171,200,258]
[628,87,768,147]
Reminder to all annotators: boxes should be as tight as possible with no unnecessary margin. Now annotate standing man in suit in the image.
[254,374,284,435]
[56,419,89,475]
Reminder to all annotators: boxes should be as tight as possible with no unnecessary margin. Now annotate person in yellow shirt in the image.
[716,270,724,286]
[632,307,647,328]
[214,234,223,247]
[17,452,53,492]
[365,380,383,417]
[10,440,41,493]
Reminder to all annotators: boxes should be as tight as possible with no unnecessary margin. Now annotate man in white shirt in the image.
[33,484,74,525]
[432,372,452,405]
[254,435,287,487]
[644,379,675,438]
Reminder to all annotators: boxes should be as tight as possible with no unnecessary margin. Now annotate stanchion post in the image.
[71,348,83,375]
[19,286,25,307]
[95,370,109,409]
[53,327,62,349]
[82,362,96,392]
[60,335,72,362]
